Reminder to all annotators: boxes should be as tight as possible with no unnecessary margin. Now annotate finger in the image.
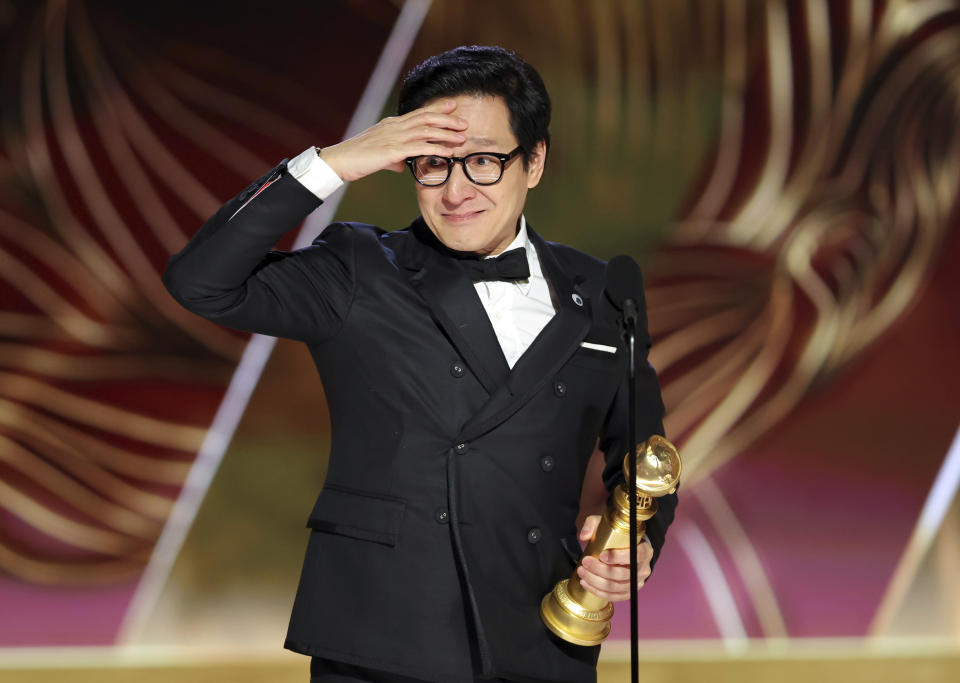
[579,567,649,597]
[578,567,632,593]
[404,111,469,130]
[403,141,467,160]
[580,556,631,582]
[578,515,601,542]
[426,97,458,112]
[596,548,633,565]
[404,127,466,145]
[404,98,459,118]
[577,576,631,603]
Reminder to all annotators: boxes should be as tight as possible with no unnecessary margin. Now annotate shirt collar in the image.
[482,215,539,294]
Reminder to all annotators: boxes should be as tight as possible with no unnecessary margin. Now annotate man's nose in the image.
[442,162,475,204]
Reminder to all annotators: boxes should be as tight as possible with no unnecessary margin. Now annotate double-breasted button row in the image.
[554,381,567,397]
[435,508,449,524]
[540,456,555,472]
[450,362,465,378]
[454,441,469,454]
[527,527,542,544]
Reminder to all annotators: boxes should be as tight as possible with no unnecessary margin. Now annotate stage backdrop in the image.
[1,0,958,659]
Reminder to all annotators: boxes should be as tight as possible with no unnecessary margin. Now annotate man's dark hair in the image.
[397,45,551,168]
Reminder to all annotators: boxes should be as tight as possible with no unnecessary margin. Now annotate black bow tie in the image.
[462,248,530,283]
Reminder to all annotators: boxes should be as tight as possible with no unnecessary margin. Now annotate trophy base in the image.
[539,579,614,646]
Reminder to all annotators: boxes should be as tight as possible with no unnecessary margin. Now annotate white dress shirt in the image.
[286,147,556,367]
[474,217,555,367]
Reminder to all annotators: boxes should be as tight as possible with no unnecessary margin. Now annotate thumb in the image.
[579,514,601,542]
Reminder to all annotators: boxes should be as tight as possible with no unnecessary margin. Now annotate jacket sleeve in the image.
[596,269,677,573]
[162,161,356,343]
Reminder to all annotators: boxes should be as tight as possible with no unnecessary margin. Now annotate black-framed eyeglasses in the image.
[405,146,523,187]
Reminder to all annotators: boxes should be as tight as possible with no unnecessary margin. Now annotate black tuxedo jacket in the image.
[163,161,676,683]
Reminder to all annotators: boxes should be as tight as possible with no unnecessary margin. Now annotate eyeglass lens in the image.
[412,154,505,185]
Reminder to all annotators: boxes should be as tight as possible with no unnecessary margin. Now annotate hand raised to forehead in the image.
[319,99,468,182]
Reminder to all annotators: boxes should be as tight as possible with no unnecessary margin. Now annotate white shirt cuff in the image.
[287,147,344,201]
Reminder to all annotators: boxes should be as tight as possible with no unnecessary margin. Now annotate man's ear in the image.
[525,140,547,189]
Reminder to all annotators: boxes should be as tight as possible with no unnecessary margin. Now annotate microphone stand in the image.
[621,298,639,683]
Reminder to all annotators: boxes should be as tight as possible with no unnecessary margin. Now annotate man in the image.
[163,46,676,683]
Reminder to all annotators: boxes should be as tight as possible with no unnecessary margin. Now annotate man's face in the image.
[416,94,545,256]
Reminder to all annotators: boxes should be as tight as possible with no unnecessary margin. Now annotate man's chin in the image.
[434,227,490,255]
[443,240,487,255]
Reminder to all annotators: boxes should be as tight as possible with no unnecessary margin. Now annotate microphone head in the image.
[605,254,642,310]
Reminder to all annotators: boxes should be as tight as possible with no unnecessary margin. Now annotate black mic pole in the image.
[622,296,639,683]
[606,254,642,683]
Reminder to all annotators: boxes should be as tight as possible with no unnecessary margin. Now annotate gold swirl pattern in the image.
[650,1,960,482]
[0,0,339,586]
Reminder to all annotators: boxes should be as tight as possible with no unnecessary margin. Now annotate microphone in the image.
[605,254,642,325]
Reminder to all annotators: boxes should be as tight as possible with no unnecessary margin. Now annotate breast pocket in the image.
[567,326,623,373]
[306,485,406,547]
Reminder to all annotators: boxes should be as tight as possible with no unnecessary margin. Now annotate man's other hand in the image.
[575,514,653,602]
[319,99,468,182]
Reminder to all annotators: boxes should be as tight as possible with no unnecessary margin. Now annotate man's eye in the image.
[473,157,491,166]
[425,157,446,168]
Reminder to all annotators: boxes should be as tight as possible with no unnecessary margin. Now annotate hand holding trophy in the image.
[540,435,681,646]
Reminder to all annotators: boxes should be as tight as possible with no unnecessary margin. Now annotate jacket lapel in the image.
[395,219,510,396]
[459,226,593,441]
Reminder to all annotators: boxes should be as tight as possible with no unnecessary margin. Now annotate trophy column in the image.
[540,435,681,646]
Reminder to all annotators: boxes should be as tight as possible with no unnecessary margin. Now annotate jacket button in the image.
[527,527,542,544]
[435,508,449,524]
[540,456,555,472]
[554,381,567,397]
[454,442,469,454]
[450,362,465,378]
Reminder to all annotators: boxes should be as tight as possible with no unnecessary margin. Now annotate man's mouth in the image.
[443,210,484,223]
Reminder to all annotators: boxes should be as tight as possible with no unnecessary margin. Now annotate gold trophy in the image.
[540,435,681,646]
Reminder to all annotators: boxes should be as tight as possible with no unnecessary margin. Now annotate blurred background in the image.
[1,0,959,681]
